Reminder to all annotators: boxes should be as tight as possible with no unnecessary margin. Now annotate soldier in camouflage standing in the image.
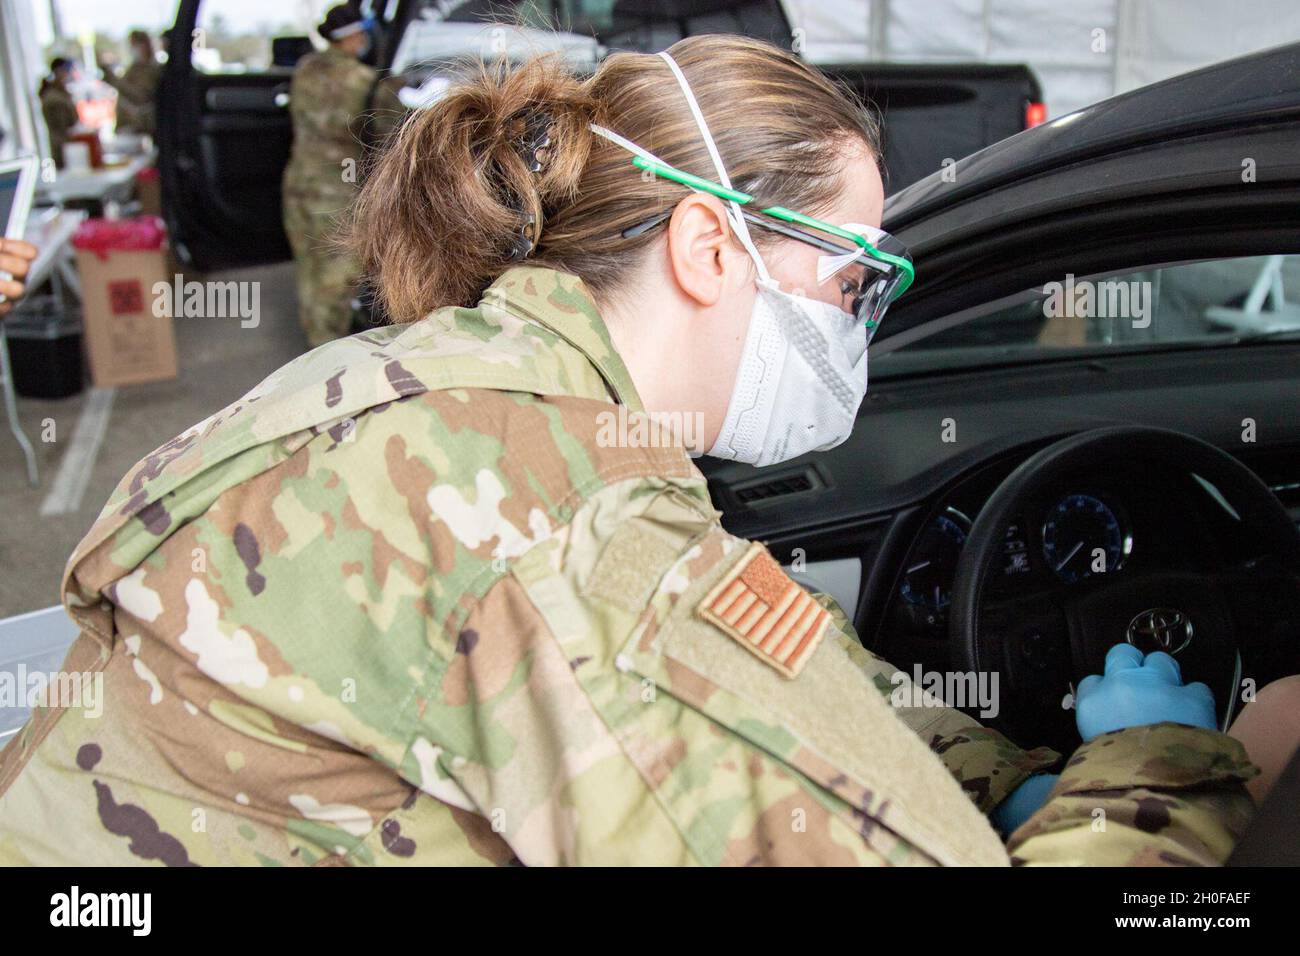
[38,58,78,169]
[281,4,384,348]
[1,36,1291,866]
[102,30,162,136]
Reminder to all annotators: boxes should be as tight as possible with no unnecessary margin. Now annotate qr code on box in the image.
[108,279,145,316]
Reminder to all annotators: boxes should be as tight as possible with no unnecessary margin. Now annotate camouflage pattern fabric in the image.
[104,59,162,135]
[1005,723,1256,865]
[0,267,1257,865]
[281,47,402,348]
[40,84,79,169]
[364,75,409,149]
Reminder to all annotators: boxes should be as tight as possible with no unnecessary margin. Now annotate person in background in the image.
[38,58,78,169]
[102,30,163,136]
[282,2,402,348]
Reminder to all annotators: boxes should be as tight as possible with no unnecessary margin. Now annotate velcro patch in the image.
[696,542,829,679]
[584,522,682,614]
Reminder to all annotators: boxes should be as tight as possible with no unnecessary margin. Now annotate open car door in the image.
[157,0,399,271]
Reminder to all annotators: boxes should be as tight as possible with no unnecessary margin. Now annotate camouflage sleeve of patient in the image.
[1006,722,1257,865]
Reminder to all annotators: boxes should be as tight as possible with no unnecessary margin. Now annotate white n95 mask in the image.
[591,52,875,467]
[710,282,870,466]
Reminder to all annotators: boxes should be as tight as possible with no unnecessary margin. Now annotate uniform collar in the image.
[480,266,645,413]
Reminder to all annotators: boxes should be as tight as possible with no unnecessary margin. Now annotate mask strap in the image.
[816,221,875,285]
[654,52,773,287]
[589,123,666,168]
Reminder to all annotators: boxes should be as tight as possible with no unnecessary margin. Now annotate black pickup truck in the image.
[157,0,1042,271]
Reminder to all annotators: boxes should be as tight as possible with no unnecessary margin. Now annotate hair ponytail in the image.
[347,55,598,323]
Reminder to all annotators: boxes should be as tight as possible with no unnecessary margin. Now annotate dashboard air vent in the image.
[728,466,827,508]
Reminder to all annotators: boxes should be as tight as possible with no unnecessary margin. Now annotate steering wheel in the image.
[949,426,1300,746]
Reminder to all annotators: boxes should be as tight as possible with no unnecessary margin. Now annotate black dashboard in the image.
[701,343,1300,734]
[881,458,1231,643]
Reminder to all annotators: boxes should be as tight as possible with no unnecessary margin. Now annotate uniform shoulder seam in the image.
[444,461,709,643]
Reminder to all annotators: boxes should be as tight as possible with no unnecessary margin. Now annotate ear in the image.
[665,193,735,308]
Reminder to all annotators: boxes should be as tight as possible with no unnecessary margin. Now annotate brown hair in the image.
[347,34,880,324]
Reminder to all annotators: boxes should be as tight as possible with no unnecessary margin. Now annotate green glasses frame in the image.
[624,155,915,299]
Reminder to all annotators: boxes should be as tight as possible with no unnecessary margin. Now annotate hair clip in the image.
[517,113,552,174]
[501,112,551,260]
[507,212,539,261]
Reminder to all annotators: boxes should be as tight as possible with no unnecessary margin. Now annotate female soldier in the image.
[0,36,1273,866]
[281,3,387,347]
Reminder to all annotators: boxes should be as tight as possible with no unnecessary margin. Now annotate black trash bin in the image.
[3,297,85,399]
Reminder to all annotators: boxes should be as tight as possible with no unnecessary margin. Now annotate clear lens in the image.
[857,271,905,333]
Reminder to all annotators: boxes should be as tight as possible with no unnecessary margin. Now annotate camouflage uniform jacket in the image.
[282,47,383,206]
[0,267,1256,866]
[104,59,162,134]
[40,84,79,168]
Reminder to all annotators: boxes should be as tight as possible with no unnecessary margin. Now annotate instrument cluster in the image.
[897,490,1133,633]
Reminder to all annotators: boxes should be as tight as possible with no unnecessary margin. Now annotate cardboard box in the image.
[73,217,177,387]
[135,166,161,218]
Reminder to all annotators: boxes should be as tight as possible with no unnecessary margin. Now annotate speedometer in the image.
[900,508,971,617]
[1041,493,1129,583]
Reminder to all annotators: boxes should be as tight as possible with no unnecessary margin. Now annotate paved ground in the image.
[0,262,307,617]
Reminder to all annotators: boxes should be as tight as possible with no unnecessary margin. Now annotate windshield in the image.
[871,254,1300,378]
[193,0,338,73]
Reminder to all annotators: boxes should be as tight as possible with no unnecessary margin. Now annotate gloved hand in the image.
[991,772,1059,836]
[1075,643,1217,742]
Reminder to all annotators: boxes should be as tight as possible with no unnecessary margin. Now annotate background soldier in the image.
[101,30,163,136]
[38,58,78,168]
[282,3,398,348]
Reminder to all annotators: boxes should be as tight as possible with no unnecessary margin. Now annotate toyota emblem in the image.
[1125,607,1193,655]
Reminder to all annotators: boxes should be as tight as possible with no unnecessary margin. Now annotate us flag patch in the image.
[697,542,831,679]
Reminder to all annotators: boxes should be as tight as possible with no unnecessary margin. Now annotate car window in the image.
[392,0,790,73]
[391,19,600,76]
[194,0,337,73]
[873,255,1300,377]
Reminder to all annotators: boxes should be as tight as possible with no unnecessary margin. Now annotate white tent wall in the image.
[786,0,1300,121]
[1114,0,1300,93]
[5,0,1299,161]
[784,0,1116,116]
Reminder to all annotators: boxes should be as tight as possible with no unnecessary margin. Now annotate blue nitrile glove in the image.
[1075,643,1217,742]
[992,772,1059,836]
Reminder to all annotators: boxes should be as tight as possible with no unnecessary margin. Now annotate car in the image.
[157,0,1040,270]
[697,39,1300,863]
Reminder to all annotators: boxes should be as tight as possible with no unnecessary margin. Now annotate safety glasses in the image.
[619,155,914,330]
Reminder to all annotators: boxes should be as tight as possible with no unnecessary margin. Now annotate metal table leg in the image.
[0,328,38,486]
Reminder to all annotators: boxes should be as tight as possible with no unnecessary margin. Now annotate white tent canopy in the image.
[5,0,1300,162]
[787,0,1300,120]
